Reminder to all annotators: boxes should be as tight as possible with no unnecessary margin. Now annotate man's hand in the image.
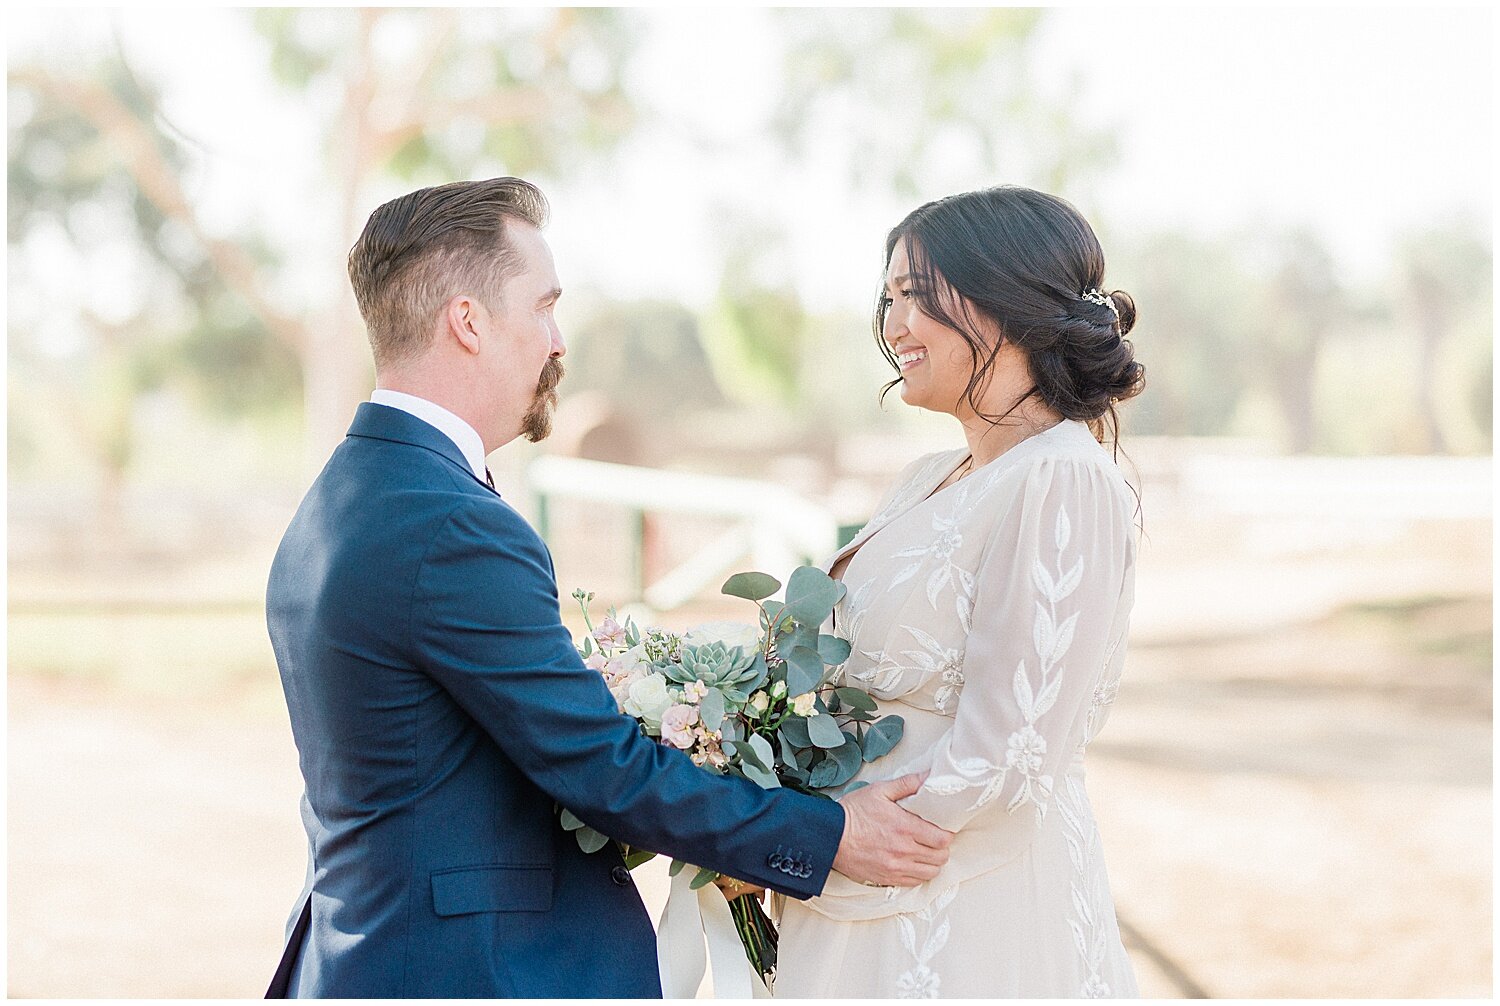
[831,773,954,888]
[713,874,766,902]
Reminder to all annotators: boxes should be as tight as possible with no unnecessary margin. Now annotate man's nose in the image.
[550,326,567,359]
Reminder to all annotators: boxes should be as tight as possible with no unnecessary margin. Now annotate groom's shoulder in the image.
[416,477,549,564]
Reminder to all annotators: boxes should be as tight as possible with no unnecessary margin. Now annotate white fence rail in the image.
[526,456,840,612]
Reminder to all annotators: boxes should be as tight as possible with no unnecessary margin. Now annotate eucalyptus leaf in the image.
[743,761,781,789]
[576,826,610,854]
[808,756,840,788]
[700,688,726,732]
[822,737,864,788]
[784,646,824,696]
[722,571,781,602]
[784,566,844,627]
[834,687,877,713]
[748,732,776,769]
[778,730,800,767]
[560,808,586,832]
[690,866,719,890]
[817,634,852,666]
[580,636,594,658]
[725,739,769,773]
[779,718,812,748]
[668,859,687,878]
[807,711,846,749]
[622,848,658,869]
[843,780,871,794]
[860,715,905,762]
[784,621,818,654]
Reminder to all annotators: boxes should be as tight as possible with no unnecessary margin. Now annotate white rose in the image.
[791,692,818,717]
[622,672,673,729]
[684,620,761,654]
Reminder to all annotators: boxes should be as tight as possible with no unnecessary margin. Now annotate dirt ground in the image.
[6,587,1490,998]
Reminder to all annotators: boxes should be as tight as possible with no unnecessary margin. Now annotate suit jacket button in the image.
[611,865,631,886]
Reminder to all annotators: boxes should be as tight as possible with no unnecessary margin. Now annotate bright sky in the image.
[8,6,1494,318]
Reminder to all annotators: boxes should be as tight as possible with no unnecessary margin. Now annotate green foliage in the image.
[783,565,845,627]
[859,717,904,762]
[723,572,782,602]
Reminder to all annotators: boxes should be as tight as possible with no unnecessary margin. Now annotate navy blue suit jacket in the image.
[265,404,845,997]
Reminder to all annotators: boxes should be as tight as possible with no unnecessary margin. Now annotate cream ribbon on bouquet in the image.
[656,868,772,999]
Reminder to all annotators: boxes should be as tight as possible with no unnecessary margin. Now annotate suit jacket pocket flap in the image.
[430,865,553,916]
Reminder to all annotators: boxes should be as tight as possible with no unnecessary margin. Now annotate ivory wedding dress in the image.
[774,419,1139,999]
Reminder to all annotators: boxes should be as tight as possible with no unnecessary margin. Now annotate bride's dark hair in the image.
[876,185,1145,457]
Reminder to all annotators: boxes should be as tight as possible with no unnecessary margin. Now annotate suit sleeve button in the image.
[611,865,631,886]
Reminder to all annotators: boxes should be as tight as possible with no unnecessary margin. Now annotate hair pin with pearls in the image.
[1081,287,1120,320]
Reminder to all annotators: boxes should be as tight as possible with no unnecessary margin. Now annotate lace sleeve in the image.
[896,456,1132,846]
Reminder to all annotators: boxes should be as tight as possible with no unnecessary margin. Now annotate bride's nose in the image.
[883,309,907,346]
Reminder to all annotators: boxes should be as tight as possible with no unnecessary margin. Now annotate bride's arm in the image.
[897,455,1133,843]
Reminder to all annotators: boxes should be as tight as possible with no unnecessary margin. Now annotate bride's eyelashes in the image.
[878,289,916,310]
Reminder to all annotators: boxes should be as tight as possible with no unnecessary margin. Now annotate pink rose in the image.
[584,652,608,674]
[608,667,645,711]
[660,704,699,750]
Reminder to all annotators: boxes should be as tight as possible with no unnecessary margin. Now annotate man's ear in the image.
[443,295,484,355]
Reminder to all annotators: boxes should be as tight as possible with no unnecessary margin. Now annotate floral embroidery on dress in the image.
[890,513,978,617]
[920,505,1084,820]
[1056,773,1112,997]
[894,885,958,998]
[899,627,965,713]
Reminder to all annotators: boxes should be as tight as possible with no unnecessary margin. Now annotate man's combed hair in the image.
[348,178,550,367]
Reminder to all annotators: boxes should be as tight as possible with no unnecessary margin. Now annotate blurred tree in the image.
[771,8,1116,199]
[1391,222,1492,453]
[701,216,808,407]
[8,45,300,523]
[9,9,644,476]
[1249,229,1347,453]
[1110,232,1258,438]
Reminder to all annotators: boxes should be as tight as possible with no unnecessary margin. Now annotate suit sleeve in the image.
[412,496,845,898]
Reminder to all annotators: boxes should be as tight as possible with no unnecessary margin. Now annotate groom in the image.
[265,177,952,997]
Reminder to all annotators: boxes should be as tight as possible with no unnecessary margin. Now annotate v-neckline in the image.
[825,420,1079,582]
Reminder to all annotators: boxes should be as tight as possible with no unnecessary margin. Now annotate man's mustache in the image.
[535,358,565,398]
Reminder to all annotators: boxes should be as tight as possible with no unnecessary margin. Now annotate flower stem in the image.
[729,893,778,983]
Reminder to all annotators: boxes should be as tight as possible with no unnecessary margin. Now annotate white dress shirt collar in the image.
[369,389,488,481]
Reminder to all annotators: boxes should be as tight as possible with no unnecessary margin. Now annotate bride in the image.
[772,185,1146,998]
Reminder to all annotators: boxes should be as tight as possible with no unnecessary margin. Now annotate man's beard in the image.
[519,358,565,443]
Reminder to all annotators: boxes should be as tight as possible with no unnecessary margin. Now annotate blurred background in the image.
[6,7,1492,997]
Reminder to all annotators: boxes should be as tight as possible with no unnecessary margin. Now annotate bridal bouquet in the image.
[562,566,905,987]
